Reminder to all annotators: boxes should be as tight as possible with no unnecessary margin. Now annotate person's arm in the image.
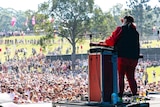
[104,26,122,46]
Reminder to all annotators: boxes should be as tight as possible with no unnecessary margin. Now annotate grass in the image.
[146,66,160,84]
[141,40,160,48]
[0,35,91,63]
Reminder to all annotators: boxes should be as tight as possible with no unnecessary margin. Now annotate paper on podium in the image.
[89,42,114,53]
[90,42,108,47]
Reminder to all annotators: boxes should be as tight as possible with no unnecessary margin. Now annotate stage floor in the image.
[52,94,160,107]
[52,102,150,107]
[1,94,159,107]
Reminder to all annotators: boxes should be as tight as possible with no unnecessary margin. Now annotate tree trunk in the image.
[71,42,76,71]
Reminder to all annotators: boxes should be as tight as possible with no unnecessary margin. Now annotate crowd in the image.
[0,53,88,104]
[0,52,160,104]
[127,59,160,96]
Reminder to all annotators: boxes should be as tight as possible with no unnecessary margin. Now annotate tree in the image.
[126,0,160,38]
[126,0,150,37]
[0,8,11,32]
[0,7,29,33]
[38,0,94,70]
[24,10,36,31]
[90,7,116,40]
[152,6,160,36]
[14,10,27,32]
[110,3,124,26]
[0,8,18,32]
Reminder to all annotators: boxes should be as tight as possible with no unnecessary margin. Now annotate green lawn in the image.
[1,35,158,63]
[0,35,91,63]
[146,66,160,83]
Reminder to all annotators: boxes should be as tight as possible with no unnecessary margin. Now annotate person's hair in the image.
[124,15,134,23]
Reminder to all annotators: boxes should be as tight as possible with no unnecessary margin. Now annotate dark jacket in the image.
[115,24,140,59]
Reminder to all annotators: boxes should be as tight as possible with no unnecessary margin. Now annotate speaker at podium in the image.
[88,42,118,104]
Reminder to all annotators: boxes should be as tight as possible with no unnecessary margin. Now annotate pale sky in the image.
[94,0,126,11]
[0,0,47,11]
[0,0,159,12]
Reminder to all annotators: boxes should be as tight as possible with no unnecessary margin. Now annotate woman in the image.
[101,15,140,98]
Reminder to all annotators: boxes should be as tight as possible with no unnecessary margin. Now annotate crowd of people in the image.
[0,52,159,104]
[0,53,88,104]
[135,60,160,94]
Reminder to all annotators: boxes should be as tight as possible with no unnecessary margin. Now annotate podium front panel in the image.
[88,54,101,102]
[102,54,113,102]
[88,49,118,103]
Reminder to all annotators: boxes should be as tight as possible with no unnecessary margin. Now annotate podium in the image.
[52,46,148,107]
[88,47,118,104]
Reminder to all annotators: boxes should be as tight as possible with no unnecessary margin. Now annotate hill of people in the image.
[0,35,160,63]
[0,35,90,63]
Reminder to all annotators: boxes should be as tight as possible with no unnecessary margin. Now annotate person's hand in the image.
[90,42,107,47]
[89,42,99,46]
[99,41,104,44]
[99,42,106,46]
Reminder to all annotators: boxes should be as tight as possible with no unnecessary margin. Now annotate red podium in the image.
[88,46,118,104]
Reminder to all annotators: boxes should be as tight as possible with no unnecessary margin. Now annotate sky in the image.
[0,0,159,12]
[0,0,47,11]
[94,0,160,12]
[94,0,126,11]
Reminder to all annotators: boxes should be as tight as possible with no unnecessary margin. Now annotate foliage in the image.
[37,0,95,70]
[125,0,159,37]
[24,10,36,31]
[0,8,27,31]
[90,7,116,40]
[50,0,94,43]
[109,3,124,26]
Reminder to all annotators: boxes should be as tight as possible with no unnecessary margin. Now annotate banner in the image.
[50,17,54,23]
[24,17,28,26]
[11,17,16,27]
[32,16,36,25]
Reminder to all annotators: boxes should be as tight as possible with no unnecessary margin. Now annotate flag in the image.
[43,19,46,24]
[11,17,16,26]
[24,17,28,26]
[50,17,54,23]
[32,16,36,25]
[80,45,83,49]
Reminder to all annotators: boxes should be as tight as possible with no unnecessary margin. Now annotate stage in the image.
[52,102,149,107]
[0,94,158,107]
[51,94,160,107]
